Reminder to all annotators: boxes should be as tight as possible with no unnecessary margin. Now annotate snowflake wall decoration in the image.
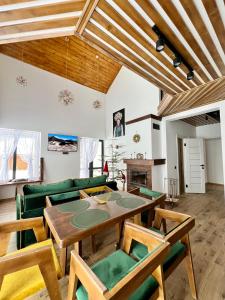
[93,100,102,109]
[16,75,27,87]
[58,89,74,105]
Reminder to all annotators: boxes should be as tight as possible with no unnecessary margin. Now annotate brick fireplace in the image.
[124,159,166,191]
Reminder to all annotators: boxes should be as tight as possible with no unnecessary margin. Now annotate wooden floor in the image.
[1,186,225,300]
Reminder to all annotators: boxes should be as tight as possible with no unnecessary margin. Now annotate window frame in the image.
[89,140,104,178]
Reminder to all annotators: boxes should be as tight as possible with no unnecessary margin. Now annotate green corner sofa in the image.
[16,175,118,249]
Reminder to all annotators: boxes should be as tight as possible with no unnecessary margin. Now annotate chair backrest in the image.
[68,222,169,300]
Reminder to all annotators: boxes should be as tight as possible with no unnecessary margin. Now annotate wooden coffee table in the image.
[44,190,165,275]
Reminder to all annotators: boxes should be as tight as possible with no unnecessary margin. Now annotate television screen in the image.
[48,134,78,152]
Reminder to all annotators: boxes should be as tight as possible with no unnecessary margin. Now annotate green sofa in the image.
[16,175,118,249]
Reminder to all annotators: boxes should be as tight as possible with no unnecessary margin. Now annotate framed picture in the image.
[113,108,125,137]
[48,134,78,152]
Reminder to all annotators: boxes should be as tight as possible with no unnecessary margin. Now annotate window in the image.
[89,140,104,177]
[0,128,41,182]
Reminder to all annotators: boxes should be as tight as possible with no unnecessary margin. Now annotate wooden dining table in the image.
[44,190,166,275]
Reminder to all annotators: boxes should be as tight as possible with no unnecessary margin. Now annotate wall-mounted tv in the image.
[48,134,78,152]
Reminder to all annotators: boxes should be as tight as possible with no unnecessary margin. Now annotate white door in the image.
[183,138,206,193]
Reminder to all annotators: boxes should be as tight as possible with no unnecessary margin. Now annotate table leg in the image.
[116,221,124,250]
[59,247,67,277]
[134,213,142,226]
[160,201,167,233]
[74,241,82,256]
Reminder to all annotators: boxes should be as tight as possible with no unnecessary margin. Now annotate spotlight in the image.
[187,70,194,80]
[156,37,164,52]
[173,55,181,68]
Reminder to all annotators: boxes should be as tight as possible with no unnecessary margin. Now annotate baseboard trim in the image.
[206,182,224,187]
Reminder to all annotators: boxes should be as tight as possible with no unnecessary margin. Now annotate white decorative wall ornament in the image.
[58,89,74,105]
[16,75,27,87]
[93,100,102,109]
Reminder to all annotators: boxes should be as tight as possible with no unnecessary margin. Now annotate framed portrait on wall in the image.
[113,108,125,137]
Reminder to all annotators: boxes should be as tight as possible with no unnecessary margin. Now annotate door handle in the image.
[200,164,205,169]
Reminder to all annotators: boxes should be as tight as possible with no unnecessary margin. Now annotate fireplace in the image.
[124,159,166,191]
[130,170,148,187]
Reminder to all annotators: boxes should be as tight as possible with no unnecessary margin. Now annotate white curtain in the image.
[80,137,99,178]
[0,129,21,181]
[17,131,41,180]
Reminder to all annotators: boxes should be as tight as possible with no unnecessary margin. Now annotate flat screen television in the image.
[48,134,78,152]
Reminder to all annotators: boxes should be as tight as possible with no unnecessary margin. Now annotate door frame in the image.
[176,137,185,195]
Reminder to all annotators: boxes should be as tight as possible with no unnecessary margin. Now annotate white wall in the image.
[162,101,225,193]
[164,120,196,180]
[205,139,224,184]
[105,67,164,190]
[196,123,223,184]
[196,123,221,139]
[0,54,105,199]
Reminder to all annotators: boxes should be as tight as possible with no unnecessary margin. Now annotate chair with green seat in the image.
[131,208,197,299]
[67,221,170,300]
[128,187,166,229]
[0,217,62,300]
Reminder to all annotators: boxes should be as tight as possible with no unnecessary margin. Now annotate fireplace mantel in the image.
[123,159,166,166]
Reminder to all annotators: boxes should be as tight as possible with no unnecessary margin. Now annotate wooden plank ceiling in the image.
[0,0,224,101]
[182,110,220,127]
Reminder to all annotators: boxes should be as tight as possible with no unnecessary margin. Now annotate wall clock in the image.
[133,133,141,143]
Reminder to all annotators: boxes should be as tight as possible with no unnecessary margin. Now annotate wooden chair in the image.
[0,217,62,300]
[131,208,197,299]
[67,221,170,300]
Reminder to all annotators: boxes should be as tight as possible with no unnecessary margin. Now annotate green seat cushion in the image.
[140,187,162,198]
[131,239,186,272]
[76,249,158,300]
[73,175,107,188]
[49,191,80,204]
[23,179,74,195]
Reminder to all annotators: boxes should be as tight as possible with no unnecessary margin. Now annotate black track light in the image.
[187,70,194,80]
[156,37,164,52]
[173,55,181,68]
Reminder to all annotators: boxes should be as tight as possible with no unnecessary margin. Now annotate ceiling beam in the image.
[135,0,210,84]
[91,11,187,92]
[86,21,180,93]
[156,0,219,80]
[202,0,225,53]
[0,1,84,26]
[75,0,99,34]
[83,30,176,95]
[180,0,225,76]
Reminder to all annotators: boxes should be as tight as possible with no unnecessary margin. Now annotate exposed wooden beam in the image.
[180,0,225,76]
[0,1,84,25]
[83,30,176,95]
[112,0,200,87]
[156,0,219,80]
[0,28,75,44]
[75,0,99,34]
[202,0,225,53]
[86,21,180,93]
[92,11,187,92]
[0,17,78,36]
[135,0,210,83]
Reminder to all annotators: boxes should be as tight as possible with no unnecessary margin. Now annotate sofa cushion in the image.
[76,249,158,300]
[49,191,81,204]
[23,179,74,195]
[73,175,107,188]
[0,239,61,300]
